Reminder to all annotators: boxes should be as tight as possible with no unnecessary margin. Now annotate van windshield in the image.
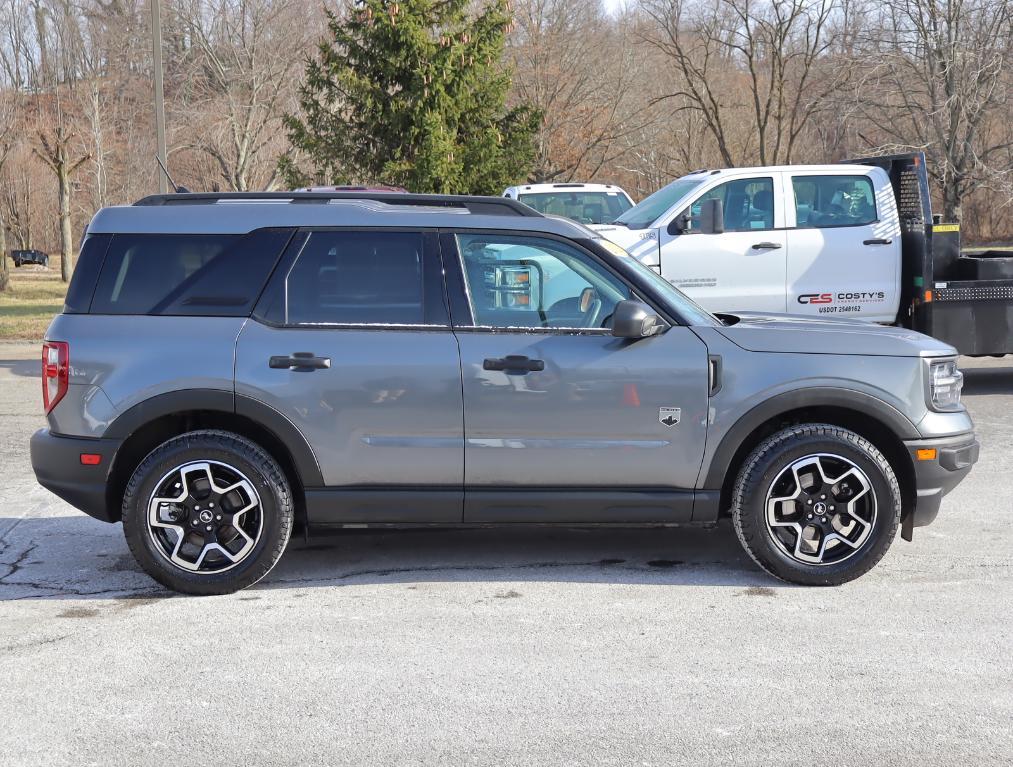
[614,176,705,230]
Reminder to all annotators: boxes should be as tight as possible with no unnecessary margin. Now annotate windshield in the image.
[518,191,632,225]
[615,176,705,230]
[613,250,719,326]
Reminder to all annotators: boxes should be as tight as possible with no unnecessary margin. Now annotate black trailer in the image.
[850,152,1012,356]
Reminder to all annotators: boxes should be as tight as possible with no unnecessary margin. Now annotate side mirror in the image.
[612,300,667,339]
[697,198,724,235]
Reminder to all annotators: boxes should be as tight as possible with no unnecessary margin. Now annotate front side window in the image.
[456,233,632,330]
[792,175,876,228]
[268,230,425,326]
[688,177,775,232]
[90,229,291,316]
[517,191,632,225]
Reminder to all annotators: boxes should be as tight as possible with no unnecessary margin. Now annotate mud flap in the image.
[901,510,914,542]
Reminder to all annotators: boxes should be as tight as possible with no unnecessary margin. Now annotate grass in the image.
[0,256,67,340]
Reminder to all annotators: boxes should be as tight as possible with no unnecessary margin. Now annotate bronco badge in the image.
[659,407,681,427]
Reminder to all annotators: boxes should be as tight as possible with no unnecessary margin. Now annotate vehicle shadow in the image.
[0,515,783,601]
[0,358,40,378]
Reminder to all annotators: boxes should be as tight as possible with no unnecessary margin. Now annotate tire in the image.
[122,430,293,595]
[732,424,900,586]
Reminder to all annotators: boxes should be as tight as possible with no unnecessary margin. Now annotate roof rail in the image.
[132,191,542,217]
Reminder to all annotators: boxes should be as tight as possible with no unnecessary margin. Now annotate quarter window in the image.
[456,233,632,330]
[269,230,425,326]
[90,229,291,316]
[688,177,775,232]
[792,175,877,228]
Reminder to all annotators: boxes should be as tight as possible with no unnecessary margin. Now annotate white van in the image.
[594,165,903,322]
[503,183,634,226]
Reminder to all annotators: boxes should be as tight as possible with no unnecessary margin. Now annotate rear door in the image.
[656,174,788,314]
[441,230,710,522]
[235,228,464,521]
[785,171,902,322]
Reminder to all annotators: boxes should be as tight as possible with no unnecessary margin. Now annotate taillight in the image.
[42,341,69,414]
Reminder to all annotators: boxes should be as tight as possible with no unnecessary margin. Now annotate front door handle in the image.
[863,238,893,245]
[483,355,545,373]
[269,352,331,370]
[751,242,782,250]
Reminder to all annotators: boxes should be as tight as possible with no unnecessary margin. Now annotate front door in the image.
[235,228,463,520]
[658,174,788,314]
[442,231,710,522]
[785,172,902,322]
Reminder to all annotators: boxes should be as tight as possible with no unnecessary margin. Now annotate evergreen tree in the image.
[281,0,540,194]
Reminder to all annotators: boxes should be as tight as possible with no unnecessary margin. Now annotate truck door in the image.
[657,174,788,314]
[785,171,902,322]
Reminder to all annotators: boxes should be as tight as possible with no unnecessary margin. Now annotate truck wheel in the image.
[732,424,900,586]
[122,430,293,595]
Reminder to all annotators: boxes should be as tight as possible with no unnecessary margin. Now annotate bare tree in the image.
[855,0,1013,221]
[174,0,313,191]
[640,0,843,166]
[33,111,90,281]
[0,93,16,291]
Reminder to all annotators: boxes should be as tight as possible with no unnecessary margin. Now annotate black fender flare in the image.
[701,387,919,489]
[103,389,323,487]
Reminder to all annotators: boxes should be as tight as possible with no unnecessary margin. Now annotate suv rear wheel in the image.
[732,424,901,586]
[122,430,293,595]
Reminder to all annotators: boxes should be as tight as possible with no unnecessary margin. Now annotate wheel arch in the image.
[104,390,321,522]
[705,389,917,521]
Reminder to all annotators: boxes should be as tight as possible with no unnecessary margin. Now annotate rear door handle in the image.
[483,355,545,373]
[863,238,893,245]
[269,352,331,370]
[751,242,782,250]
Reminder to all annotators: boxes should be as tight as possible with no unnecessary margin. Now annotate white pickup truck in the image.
[594,163,905,322]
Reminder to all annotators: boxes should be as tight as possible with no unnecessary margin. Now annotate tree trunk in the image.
[59,166,73,282]
[0,213,9,292]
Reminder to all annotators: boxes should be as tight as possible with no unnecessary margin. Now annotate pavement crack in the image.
[0,542,38,583]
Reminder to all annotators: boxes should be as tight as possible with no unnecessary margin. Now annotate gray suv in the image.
[31,191,979,594]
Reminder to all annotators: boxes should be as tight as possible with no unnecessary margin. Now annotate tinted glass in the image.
[276,230,424,325]
[690,177,774,232]
[792,175,876,227]
[64,234,111,313]
[518,191,632,224]
[90,229,291,316]
[456,233,631,329]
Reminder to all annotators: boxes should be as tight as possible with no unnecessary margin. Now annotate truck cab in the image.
[595,165,903,323]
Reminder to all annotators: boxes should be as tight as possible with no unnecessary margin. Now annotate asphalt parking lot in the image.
[1,340,1011,766]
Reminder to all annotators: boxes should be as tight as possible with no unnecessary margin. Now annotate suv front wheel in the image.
[122,430,293,595]
[732,424,901,586]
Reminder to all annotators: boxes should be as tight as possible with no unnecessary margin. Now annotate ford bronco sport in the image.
[31,191,979,594]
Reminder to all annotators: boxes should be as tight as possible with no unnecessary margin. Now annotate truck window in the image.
[689,178,774,232]
[792,175,876,228]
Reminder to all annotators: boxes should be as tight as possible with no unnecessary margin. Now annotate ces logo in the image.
[797,293,833,304]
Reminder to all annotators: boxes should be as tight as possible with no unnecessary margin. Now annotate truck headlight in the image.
[929,359,964,410]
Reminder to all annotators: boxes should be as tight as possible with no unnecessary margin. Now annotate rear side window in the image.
[792,175,876,228]
[263,230,425,326]
[64,234,111,314]
[90,229,292,316]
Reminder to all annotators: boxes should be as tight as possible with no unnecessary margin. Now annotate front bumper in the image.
[30,429,122,522]
[902,431,979,539]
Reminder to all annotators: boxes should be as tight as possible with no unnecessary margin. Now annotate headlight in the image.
[929,359,964,410]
